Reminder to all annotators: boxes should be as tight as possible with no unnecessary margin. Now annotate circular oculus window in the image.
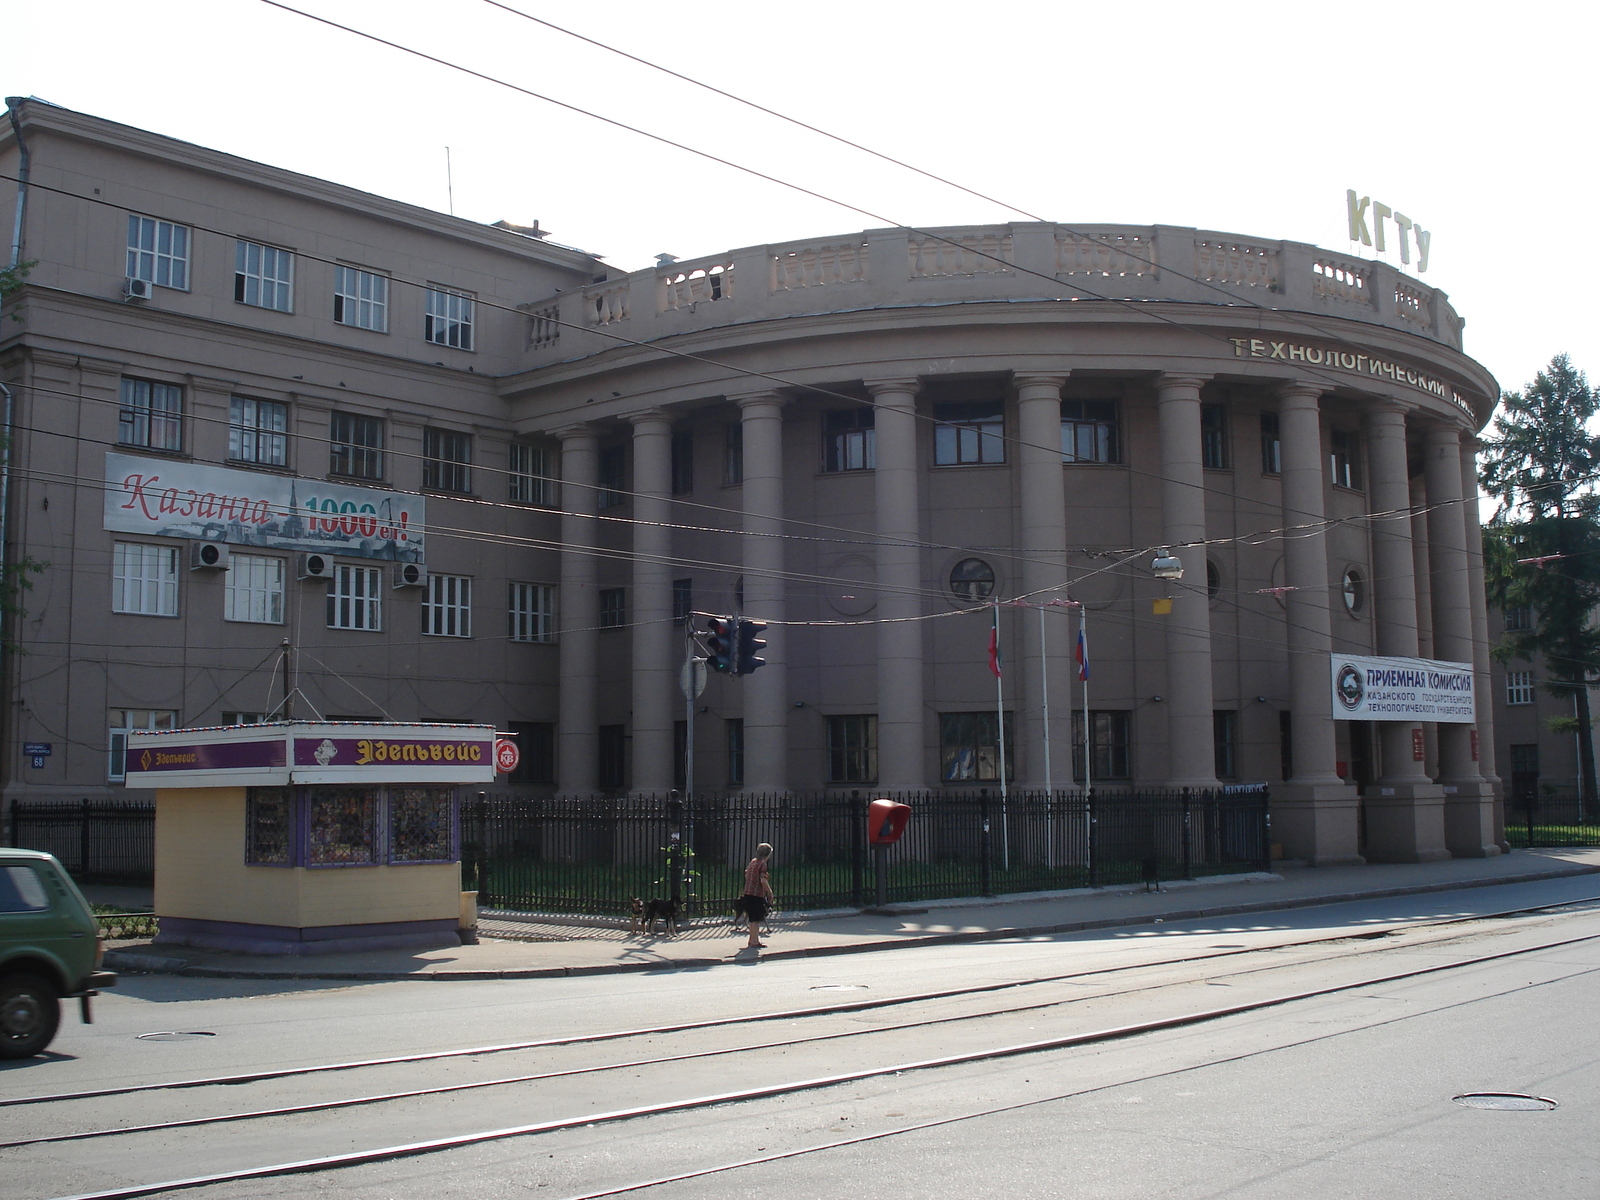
[950,558,996,603]
[1342,567,1366,615]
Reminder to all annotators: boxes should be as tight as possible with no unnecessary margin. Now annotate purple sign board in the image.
[125,722,499,788]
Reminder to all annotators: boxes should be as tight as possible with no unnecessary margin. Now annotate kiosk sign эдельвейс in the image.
[1330,653,1475,723]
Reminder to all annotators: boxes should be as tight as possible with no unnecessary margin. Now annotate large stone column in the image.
[1461,436,1509,851]
[629,410,675,794]
[1424,423,1497,855]
[1274,383,1361,863]
[1015,374,1072,792]
[1361,403,1448,861]
[736,393,788,793]
[555,424,599,793]
[1155,375,1218,788]
[866,378,926,790]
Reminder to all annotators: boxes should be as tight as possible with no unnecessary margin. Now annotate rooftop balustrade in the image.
[518,223,1463,366]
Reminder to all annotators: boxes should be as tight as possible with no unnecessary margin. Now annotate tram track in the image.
[10,891,1598,1114]
[29,922,1600,1200]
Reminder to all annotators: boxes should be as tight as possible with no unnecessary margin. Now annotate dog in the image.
[731,894,772,934]
[631,897,678,936]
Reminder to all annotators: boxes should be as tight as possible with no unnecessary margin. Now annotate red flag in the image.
[987,620,1002,677]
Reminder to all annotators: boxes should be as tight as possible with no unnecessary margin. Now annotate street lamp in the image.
[1150,548,1185,580]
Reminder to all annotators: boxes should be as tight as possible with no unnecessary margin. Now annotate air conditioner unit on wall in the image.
[392,562,427,589]
[189,541,230,570]
[298,553,333,580]
[123,277,154,301]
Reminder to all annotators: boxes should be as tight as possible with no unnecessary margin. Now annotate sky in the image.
[9,0,1596,403]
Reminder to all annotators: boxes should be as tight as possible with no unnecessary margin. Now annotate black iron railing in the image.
[8,800,156,885]
[1505,789,1600,848]
[460,787,1272,917]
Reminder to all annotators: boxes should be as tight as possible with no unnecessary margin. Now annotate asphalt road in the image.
[7,875,1599,1200]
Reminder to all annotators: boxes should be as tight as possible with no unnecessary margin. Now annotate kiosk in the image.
[124,721,497,955]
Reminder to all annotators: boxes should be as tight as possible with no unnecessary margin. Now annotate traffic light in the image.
[705,615,736,673]
[735,618,767,675]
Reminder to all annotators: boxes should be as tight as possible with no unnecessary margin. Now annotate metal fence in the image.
[1505,789,1600,848]
[7,800,156,885]
[460,787,1272,917]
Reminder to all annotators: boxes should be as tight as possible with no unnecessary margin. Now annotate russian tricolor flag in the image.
[1075,627,1089,682]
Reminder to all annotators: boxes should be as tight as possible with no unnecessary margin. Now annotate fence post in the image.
[850,790,865,907]
[1260,792,1272,874]
[79,798,91,876]
[667,795,684,908]
[979,790,994,897]
[1181,789,1193,880]
[1527,794,1537,848]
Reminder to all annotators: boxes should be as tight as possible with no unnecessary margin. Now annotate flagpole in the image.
[993,599,1009,872]
[1080,607,1091,797]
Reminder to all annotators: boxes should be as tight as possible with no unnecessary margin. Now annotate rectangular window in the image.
[228,396,288,466]
[328,563,381,630]
[1072,710,1132,781]
[1213,710,1237,779]
[1506,670,1535,706]
[329,412,384,480]
[112,542,179,616]
[425,285,474,349]
[119,377,183,452]
[422,574,472,637]
[506,721,556,785]
[222,712,269,725]
[934,401,1005,465]
[827,715,878,784]
[389,787,454,862]
[724,421,744,484]
[672,578,693,624]
[599,587,626,629]
[1509,743,1540,775]
[307,787,378,864]
[1201,405,1229,470]
[235,239,293,311]
[1330,430,1363,490]
[1060,399,1120,464]
[126,215,189,289]
[333,265,388,331]
[224,554,284,624]
[423,427,472,493]
[671,429,694,494]
[1260,412,1281,474]
[1504,605,1532,632]
[107,708,177,782]
[598,724,626,790]
[823,409,875,472]
[509,582,556,643]
[598,446,625,508]
[726,717,744,785]
[245,787,292,865]
[509,442,556,505]
[939,712,1014,782]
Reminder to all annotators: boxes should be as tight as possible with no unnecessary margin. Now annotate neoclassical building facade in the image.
[1,101,1501,866]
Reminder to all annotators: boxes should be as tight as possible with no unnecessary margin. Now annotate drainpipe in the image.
[6,97,27,268]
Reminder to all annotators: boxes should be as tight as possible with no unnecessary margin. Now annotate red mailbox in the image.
[868,798,911,845]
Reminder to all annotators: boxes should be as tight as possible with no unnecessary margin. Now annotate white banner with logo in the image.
[104,452,424,562]
[1330,654,1476,723]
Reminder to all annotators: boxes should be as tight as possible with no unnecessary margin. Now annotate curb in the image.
[101,861,1600,982]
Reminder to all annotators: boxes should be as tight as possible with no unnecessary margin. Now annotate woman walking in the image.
[741,842,774,949]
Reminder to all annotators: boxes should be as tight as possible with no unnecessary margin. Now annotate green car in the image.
[1,848,118,1058]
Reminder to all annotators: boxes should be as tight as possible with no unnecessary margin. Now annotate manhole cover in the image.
[1452,1092,1557,1111]
[136,1031,217,1042]
[809,984,868,991]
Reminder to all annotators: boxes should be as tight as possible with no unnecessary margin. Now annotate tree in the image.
[1480,354,1600,811]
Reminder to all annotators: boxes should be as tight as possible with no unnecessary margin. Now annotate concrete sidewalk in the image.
[98,847,1600,982]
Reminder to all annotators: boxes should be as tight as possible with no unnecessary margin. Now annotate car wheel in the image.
[0,973,61,1059]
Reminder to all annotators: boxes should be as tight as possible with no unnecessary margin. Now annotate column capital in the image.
[1156,373,1210,398]
[1359,396,1418,421]
[863,376,922,397]
[552,422,598,444]
[1421,421,1466,448]
[1012,373,1068,394]
[627,407,673,430]
[1275,380,1326,406]
[732,391,784,412]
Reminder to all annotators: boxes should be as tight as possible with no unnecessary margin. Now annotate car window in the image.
[0,865,51,912]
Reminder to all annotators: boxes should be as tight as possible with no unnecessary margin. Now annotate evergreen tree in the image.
[1480,355,1600,811]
